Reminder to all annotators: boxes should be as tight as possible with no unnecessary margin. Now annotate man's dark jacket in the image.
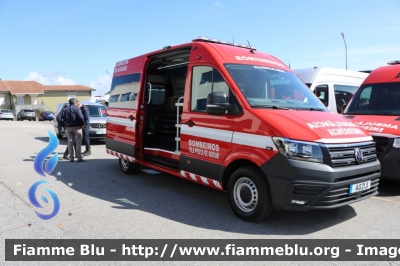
[57,105,84,127]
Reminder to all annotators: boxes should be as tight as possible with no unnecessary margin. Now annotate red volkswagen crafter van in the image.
[344,60,400,181]
[106,37,380,221]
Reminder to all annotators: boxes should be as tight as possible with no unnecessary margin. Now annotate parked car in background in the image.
[39,111,55,121]
[54,102,107,140]
[16,109,36,121]
[0,109,15,121]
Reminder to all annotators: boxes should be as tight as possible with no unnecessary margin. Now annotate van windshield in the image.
[344,83,400,115]
[225,64,327,110]
[87,105,107,117]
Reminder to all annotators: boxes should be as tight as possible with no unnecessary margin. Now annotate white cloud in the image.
[24,71,112,96]
[89,75,112,96]
[212,1,223,8]
[24,71,76,85]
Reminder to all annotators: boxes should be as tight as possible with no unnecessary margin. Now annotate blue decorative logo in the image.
[34,130,59,176]
[28,180,60,220]
[29,130,60,220]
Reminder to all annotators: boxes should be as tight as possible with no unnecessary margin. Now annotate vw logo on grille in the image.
[99,124,105,128]
[354,148,363,163]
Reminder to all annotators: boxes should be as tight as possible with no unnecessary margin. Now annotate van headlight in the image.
[272,137,324,163]
[393,138,400,148]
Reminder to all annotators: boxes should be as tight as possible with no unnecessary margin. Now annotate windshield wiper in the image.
[251,105,290,110]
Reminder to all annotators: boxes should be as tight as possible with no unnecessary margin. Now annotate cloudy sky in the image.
[1,0,400,96]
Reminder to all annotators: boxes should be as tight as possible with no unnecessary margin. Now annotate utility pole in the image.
[341,32,347,70]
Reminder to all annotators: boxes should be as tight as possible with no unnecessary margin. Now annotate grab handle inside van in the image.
[147,82,152,104]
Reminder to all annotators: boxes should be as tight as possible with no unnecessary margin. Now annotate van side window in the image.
[109,94,120,103]
[334,85,358,113]
[358,86,372,109]
[109,73,141,109]
[191,66,229,112]
[130,93,138,101]
[120,92,131,102]
[315,85,329,106]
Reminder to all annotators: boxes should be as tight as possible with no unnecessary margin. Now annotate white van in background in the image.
[294,67,369,113]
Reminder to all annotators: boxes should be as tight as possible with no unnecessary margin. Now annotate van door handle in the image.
[128,115,134,121]
[185,120,195,127]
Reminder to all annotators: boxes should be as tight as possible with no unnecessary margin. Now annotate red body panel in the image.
[350,115,399,137]
[362,64,400,84]
[106,107,138,145]
[113,55,147,77]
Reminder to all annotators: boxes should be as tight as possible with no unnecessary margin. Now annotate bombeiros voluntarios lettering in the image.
[114,59,129,73]
[188,140,220,159]
[235,56,285,68]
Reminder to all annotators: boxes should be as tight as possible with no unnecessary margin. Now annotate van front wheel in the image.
[119,158,140,174]
[228,166,273,222]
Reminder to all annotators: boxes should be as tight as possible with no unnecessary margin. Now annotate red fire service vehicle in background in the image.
[344,60,400,181]
[106,37,380,221]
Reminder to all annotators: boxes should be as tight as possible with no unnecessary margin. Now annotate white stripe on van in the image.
[107,117,136,127]
[232,132,277,150]
[315,136,373,144]
[181,124,277,150]
[181,124,233,143]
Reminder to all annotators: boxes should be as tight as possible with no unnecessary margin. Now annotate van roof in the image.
[362,64,400,84]
[293,67,369,84]
[113,39,291,77]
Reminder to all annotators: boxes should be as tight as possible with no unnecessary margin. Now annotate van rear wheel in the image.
[228,166,273,222]
[119,158,140,174]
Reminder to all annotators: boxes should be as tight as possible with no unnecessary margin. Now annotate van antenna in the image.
[247,40,255,54]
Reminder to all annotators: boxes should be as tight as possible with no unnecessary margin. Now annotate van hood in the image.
[257,110,372,144]
[344,115,400,138]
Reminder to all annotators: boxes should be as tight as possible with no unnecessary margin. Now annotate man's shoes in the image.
[77,159,85,162]
[63,153,69,160]
[82,149,91,156]
[69,159,74,162]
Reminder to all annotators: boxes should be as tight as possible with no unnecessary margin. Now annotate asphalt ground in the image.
[0,121,399,266]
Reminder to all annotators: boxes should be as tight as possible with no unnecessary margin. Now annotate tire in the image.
[227,166,273,222]
[119,158,140,174]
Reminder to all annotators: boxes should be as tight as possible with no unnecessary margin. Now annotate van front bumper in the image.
[379,146,400,181]
[260,154,381,211]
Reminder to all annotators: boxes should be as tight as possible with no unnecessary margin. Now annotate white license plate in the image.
[96,129,105,134]
[349,180,371,194]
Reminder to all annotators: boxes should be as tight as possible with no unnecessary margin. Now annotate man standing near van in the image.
[57,98,85,162]
[77,100,91,155]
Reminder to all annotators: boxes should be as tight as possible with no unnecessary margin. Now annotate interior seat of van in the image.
[335,92,352,113]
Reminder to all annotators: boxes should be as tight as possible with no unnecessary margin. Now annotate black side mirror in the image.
[206,92,231,115]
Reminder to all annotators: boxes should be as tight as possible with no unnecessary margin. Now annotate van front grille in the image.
[372,136,390,157]
[91,123,106,129]
[323,141,377,167]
